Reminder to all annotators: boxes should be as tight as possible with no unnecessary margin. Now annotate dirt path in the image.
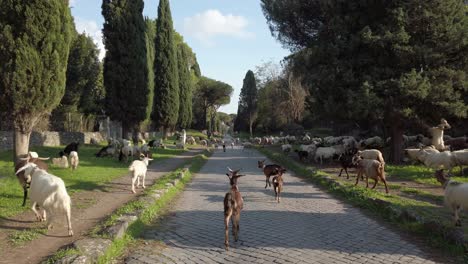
[0,149,202,264]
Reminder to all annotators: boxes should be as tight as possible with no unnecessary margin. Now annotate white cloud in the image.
[183,9,254,45]
[75,17,105,60]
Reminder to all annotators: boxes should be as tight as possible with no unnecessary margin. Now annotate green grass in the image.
[258,147,466,258]
[0,145,185,219]
[44,247,80,264]
[9,227,47,246]
[95,151,212,264]
[386,164,467,185]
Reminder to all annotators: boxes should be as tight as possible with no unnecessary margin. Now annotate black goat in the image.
[61,142,79,156]
[294,149,308,162]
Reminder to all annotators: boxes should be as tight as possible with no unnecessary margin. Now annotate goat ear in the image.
[225,173,232,178]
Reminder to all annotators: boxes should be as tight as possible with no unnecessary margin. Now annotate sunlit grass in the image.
[0,145,184,219]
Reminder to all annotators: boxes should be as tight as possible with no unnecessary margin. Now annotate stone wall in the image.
[0,131,105,151]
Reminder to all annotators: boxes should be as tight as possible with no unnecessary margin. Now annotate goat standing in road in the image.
[258,160,282,189]
[224,167,245,251]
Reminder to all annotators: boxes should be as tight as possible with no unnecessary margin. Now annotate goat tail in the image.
[128,163,135,172]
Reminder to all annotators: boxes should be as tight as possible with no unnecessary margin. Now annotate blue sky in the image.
[70,0,289,114]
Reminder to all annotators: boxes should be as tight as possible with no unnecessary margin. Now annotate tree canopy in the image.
[102,0,148,138]
[262,0,468,161]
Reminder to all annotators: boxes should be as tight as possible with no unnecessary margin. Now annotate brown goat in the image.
[15,152,49,206]
[224,167,245,251]
[354,157,389,193]
[257,160,282,189]
[272,168,287,203]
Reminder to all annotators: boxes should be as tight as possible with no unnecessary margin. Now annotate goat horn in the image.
[18,157,29,161]
[38,157,50,160]
[227,167,233,172]
[15,163,33,176]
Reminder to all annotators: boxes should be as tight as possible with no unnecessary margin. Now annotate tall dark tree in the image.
[102,0,148,140]
[237,70,258,137]
[143,17,156,130]
[52,32,103,130]
[262,0,468,162]
[0,0,73,161]
[177,44,193,129]
[153,0,179,137]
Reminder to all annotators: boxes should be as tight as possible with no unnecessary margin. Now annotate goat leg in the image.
[224,213,231,250]
[338,169,343,177]
[345,168,350,179]
[371,178,378,189]
[22,187,28,207]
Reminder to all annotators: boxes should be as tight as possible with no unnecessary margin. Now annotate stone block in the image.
[73,238,112,262]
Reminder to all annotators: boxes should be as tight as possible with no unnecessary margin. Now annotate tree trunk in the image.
[249,113,253,138]
[14,129,31,166]
[132,124,139,145]
[390,115,404,164]
[122,124,131,140]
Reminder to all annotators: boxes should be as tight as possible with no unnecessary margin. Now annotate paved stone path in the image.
[124,147,449,264]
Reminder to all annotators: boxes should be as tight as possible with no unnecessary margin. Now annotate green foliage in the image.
[177,44,193,129]
[0,0,73,132]
[102,0,148,132]
[235,70,258,134]
[51,32,103,131]
[144,18,157,128]
[152,0,179,130]
[9,228,47,246]
[193,76,233,130]
[261,0,468,161]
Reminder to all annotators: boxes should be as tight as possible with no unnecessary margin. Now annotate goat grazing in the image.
[224,167,245,250]
[434,169,468,226]
[15,152,49,206]
[15,162,73,236]
[272,168,287,203]
[258,160,282,189]
[354,157,389,193]
[61,142,79,156]
[52,155,69,169]
[128,154,153,193]
[69,151,79,170]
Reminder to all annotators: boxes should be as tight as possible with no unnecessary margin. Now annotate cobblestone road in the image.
[124,147,449,264]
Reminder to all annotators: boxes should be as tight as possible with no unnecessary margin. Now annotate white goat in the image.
[418,149,455,173]
[435,170,468,226]
[69,151,79,170]
[129,156,153,193]
[314,147,336,164]
[52,155,69,169]
[404,146,438,163]
[452,150,468,175]
[281,144,292,153]
[15,163,73,236]
[429,118,451,151]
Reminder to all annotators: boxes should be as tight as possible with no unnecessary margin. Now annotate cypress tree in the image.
[143,17,156,130]
[153,0,179,137]
[102,0,148,140]
[0,0,73,161]
[177,44,193,129]
[52,32,102,130]
[238,70,258,137]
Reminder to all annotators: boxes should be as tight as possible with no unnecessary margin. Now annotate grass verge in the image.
[258,147,466,260]
[0,145,185,219]
[88,150,212,264]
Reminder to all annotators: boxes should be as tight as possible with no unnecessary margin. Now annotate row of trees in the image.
[0,0,234,161]
[102,0,233,140]
[253,0,467,162]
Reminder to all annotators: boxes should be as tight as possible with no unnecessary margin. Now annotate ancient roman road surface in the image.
[124,146,450,264]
